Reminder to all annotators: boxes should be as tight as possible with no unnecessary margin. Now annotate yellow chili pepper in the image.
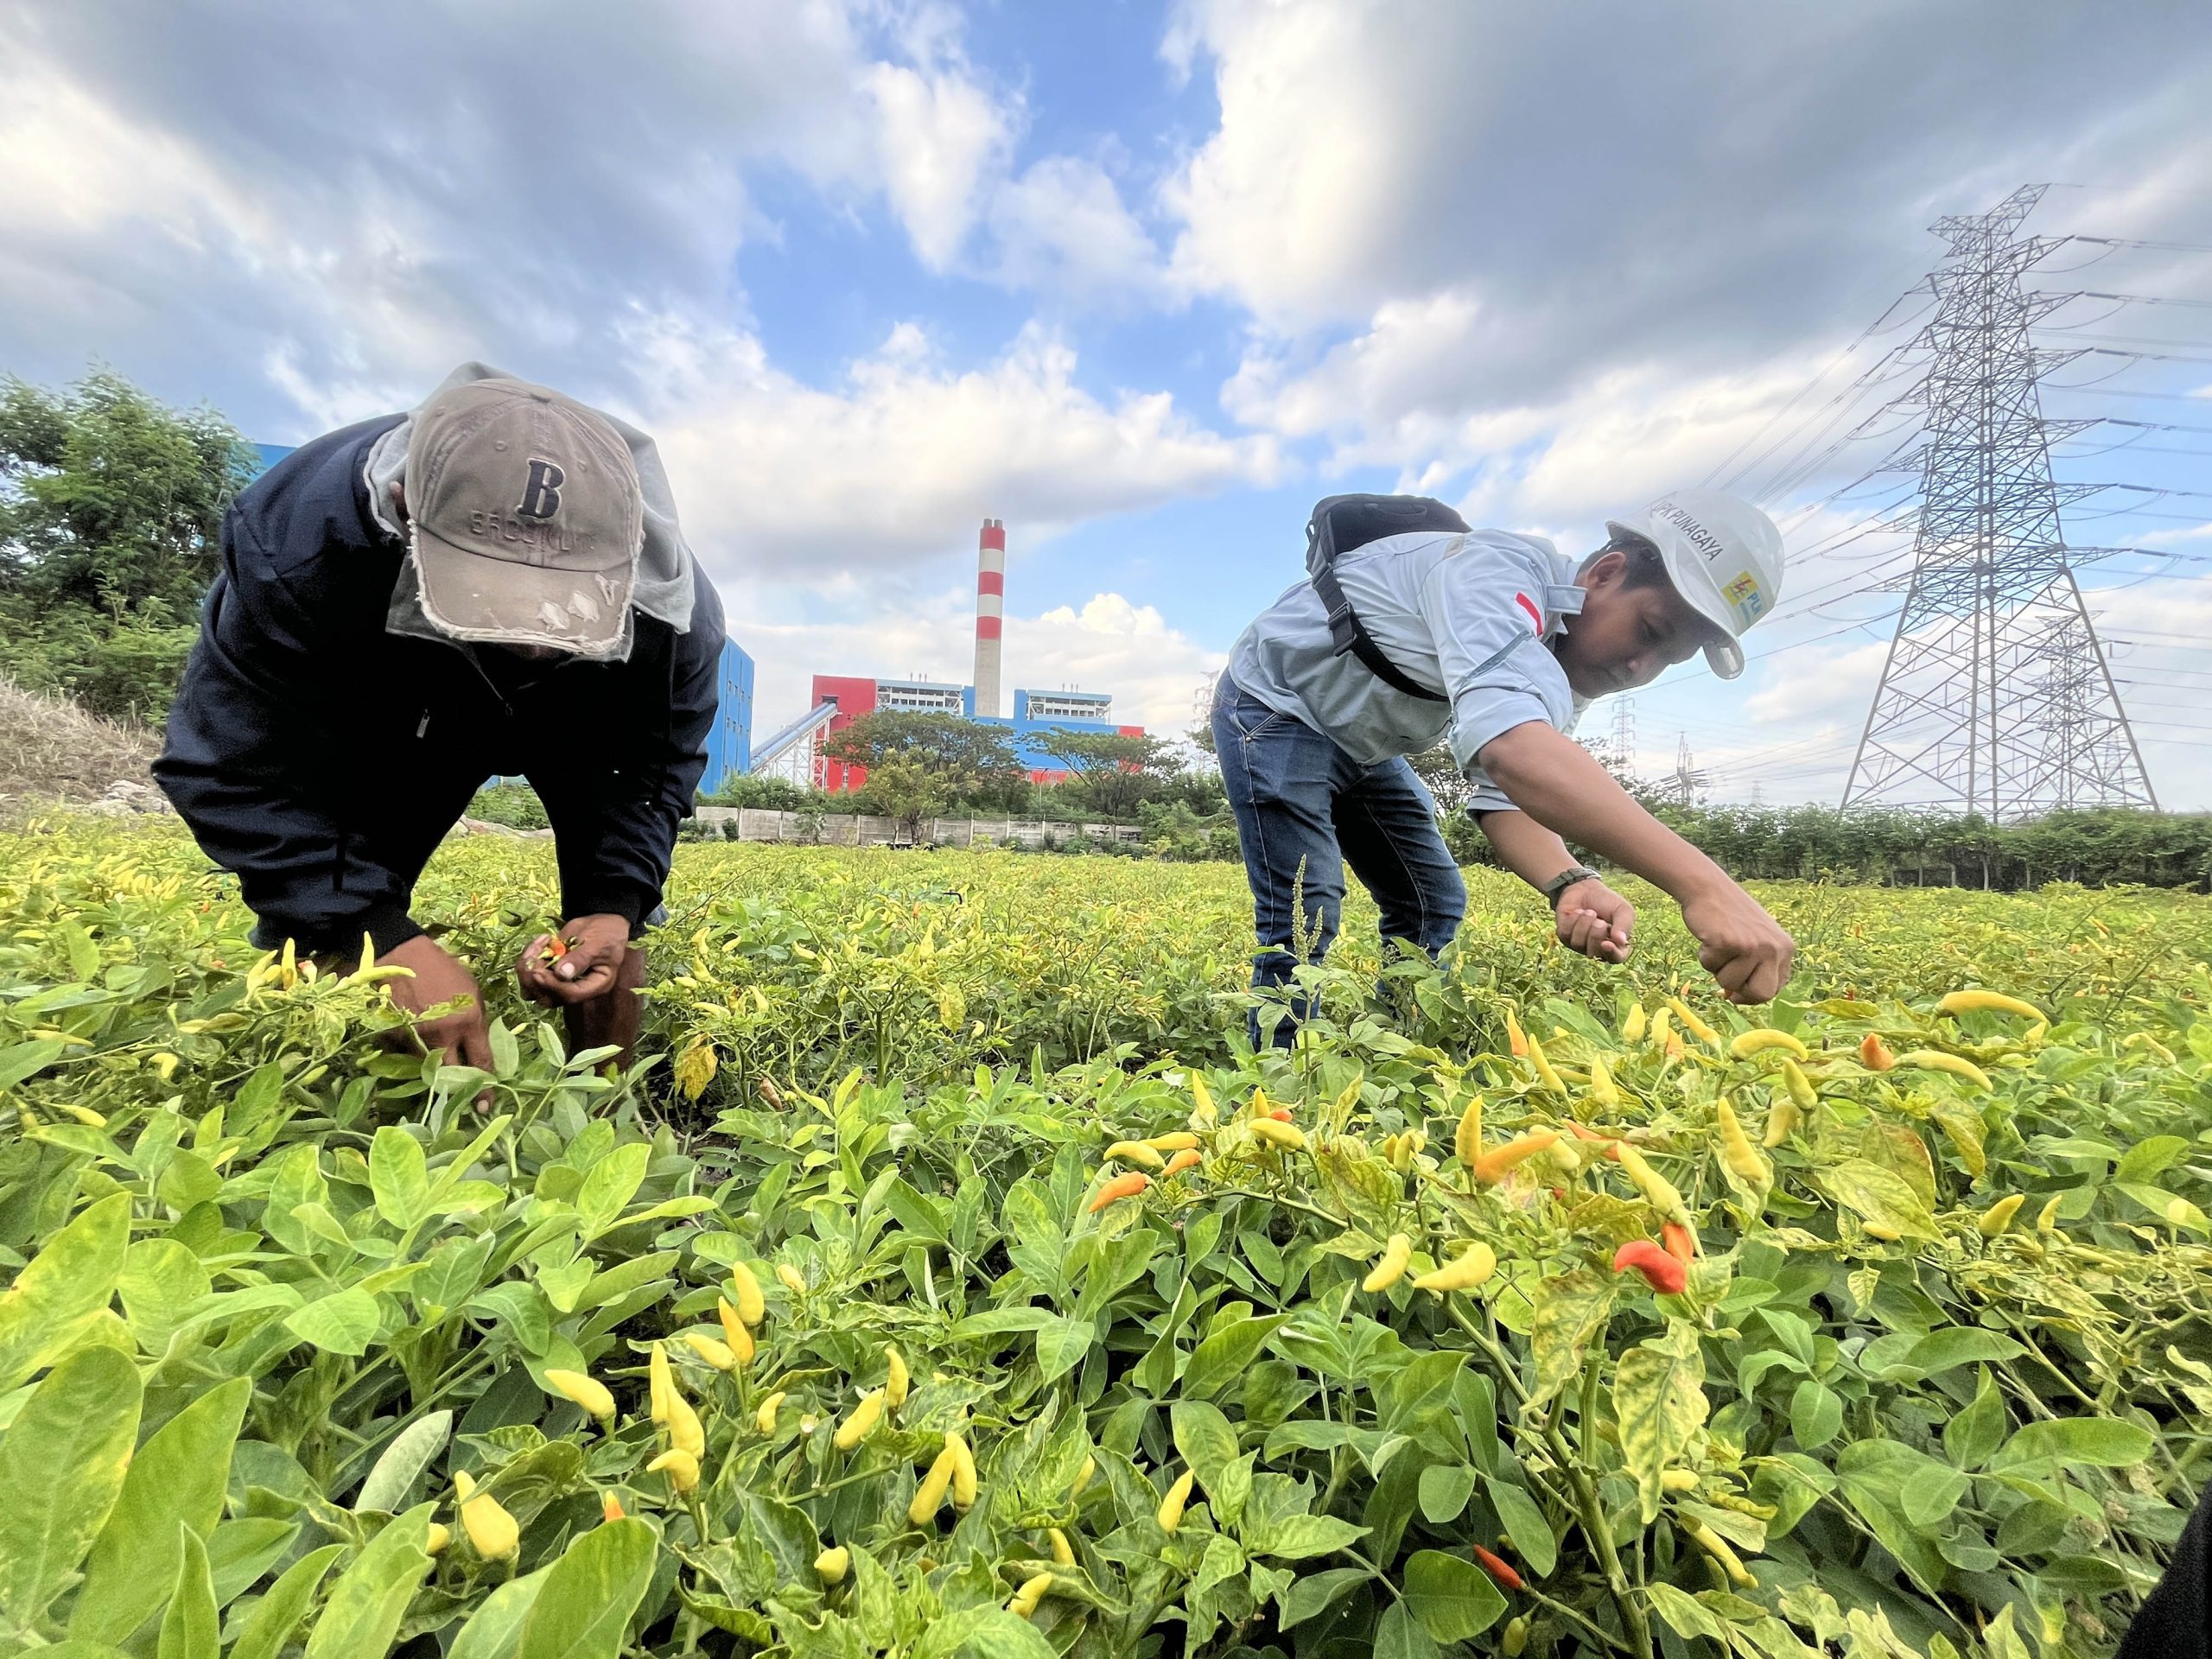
[1071,1455,1096,1497]
[909,1443,957,1523]
[834,1389,885,1451]
[728,1261,766,1327]
[1363,1233,1412,1294]
[1454,1096,1484,1168]
[1473,1132,1558,1185]
[648,1342,673,1426]
[666,1381,706,1460]
[1661,1470,1700,1493]
[647,1448,700,1493]
[1782,1058,1817,1113]
[1979,1194,2025,1236]
[1622,1003,1648,1043]
[2036,1193,2064,1236]
[1104,1139,1167,1170]
[755,1390,788,1433]
[1504,1615,1529,1656]
[1189,1075,1217,1128]
[683,1333,740,1372]
[1939,989,2045,1023]
[776,1262,807,1297]
[1504,1008,1529,1058]
[1895,1050,1993,1090]
[544,1368,616,1421]
[1730,1027,1808,1061]
[1683,1518,1757,1588]
[884,1345,910,1408]
[1157,1469,1196,1532]
[816,1546,849,1584]
[1616,1142,1692,1228]
[425,1522,451,1555]
[1587,1053,1620,1109]
[454,1472,520,1562]
[1525,1033,1567,1096]
[1669,997,1720,1047]
[1413,1243,1497,1294]
[717,1299,755,1368]
[1147,1131,1199,1153]
[1007,1573,1054,1619]
[1763,1098,1801,1149]
[1250,1118,1306,1151]
[1048,1527,1075,1566]
[948,1430,977,1512]
[1713,1097,1770,1189]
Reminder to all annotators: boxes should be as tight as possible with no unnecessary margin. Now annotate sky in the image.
[3,0,2211,805]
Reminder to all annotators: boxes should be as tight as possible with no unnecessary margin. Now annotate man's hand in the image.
[1680,881,1796,1005]
[518,914,636,1008]
[1555,879,1635,963]
[377,935,494,1075]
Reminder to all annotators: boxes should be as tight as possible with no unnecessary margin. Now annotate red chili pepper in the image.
[1473,1544,1523,1591]
[1611,1239,1688,1296]
[1270,1106,1295,1122]
[1661,1221,1698,1266]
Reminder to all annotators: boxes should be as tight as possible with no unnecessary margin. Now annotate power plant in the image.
[741,517,1140,791]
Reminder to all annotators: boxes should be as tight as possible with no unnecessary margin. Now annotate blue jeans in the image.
[1212,676,1467,1046]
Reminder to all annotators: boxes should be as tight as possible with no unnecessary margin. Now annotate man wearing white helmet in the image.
[1214,487,1794,1044]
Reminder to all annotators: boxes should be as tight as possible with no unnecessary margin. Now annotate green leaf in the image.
[575,1143,651,1237]
[516,1519,657,1659]
[1788,1380,1844,1450]
[1942,1368,2009,1470]
[1489,1478,1558,1577]
[72,1376,250,1645]
[1033,1315,1094,1385]
[1245,1511,1367,1561]
[1614,1326,1708,1523]
[447,1567,553,1659]
[1645,1582,1732,1646]
[157,1529,219,1659]
[1418,1465,1476,1524]
[369,1127,431,1230]
[1402,1549,1507,1643]
[1172,1399,1248,1527]
[0,1037,68,1089]
[0,1192,130,1393]
[284,1287,383,1356]
[1896,1328,2024,1378]
[1277,1566,1370,1630]
[1374,1599,1443,1659]
[1529,1269,1614,1410]
[1987,1415,2154,1471]
[1818,1160,1939,1241]
[227,1545,344,1659]
[1183,1313,1288,1401]
[0,1343,142,1628]
[353,1410,453,1513]
[301,1504,436,1659]
[1901,1465,1972,1529]
[206,1519,300,1608]
[2116,1135,2190,1183]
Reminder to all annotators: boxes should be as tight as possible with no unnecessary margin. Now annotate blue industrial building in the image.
[699,640,755,795]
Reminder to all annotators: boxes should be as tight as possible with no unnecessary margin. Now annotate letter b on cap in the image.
[517,458,566,520]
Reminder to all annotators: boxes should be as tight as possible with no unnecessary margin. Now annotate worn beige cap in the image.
[403,376,645,654]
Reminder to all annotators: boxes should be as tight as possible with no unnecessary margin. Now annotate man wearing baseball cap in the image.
[1215,486,1794,1044]
[156,363,726,1077]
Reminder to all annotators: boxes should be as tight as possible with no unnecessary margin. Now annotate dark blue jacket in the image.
[154,415,725,958]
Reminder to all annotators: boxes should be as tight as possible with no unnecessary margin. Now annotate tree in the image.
[823,712,1028,810]
[0,371,256,722]
[859,757,951,840]
[1033,729,1182,821]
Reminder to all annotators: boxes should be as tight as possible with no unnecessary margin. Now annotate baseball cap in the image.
[1605,489,1785,680]
[402,377,645,657]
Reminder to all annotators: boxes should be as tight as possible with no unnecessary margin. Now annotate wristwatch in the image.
[1540,867,1604,909]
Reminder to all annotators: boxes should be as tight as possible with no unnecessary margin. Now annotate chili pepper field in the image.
[6,819,2212,1659]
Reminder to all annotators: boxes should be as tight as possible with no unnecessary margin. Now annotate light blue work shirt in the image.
[1225,528,1590,811]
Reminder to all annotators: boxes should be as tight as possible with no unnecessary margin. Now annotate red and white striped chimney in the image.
[974,518,1004,719]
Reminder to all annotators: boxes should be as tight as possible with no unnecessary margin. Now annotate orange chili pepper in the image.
[1162,1149,1202,1177]
[1473,1544,1523,1591]
[1662,1221,1699,1266]
[1612,1238,1688,1295]
[1471,1132,1558,1185]
[1088,1172,1150,1212]
[1860,1032,1896,1071]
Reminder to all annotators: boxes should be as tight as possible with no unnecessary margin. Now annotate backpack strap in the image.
[1306,495,1470,704]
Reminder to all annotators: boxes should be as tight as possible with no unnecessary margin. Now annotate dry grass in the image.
[0,675,158,809]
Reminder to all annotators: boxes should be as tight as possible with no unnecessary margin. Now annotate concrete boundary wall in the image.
[692,807,1142,849]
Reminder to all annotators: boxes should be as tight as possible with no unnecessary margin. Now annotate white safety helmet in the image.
[1605,489,1785,680]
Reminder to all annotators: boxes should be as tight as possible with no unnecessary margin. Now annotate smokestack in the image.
[974,518,1004,719]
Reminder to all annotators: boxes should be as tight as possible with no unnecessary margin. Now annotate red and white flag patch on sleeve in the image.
[1514,592,1544,633]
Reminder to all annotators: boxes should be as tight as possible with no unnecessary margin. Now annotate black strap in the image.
[1307,497,1462,702]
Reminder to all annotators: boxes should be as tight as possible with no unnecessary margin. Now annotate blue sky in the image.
[3,1,2209,804]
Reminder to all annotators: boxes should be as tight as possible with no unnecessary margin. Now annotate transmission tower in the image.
[1841,187,2156,820]
[1669,734,1710,808]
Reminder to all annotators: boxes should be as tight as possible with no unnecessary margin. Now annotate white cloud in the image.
[623,314,1282,574]
[1742,640,1890,724]
[865,57,1016,271]
[987,156,1168,305]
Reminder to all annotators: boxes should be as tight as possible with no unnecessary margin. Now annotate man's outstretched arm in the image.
[1477,720,1795,1002]
[1477,805,1636,963]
